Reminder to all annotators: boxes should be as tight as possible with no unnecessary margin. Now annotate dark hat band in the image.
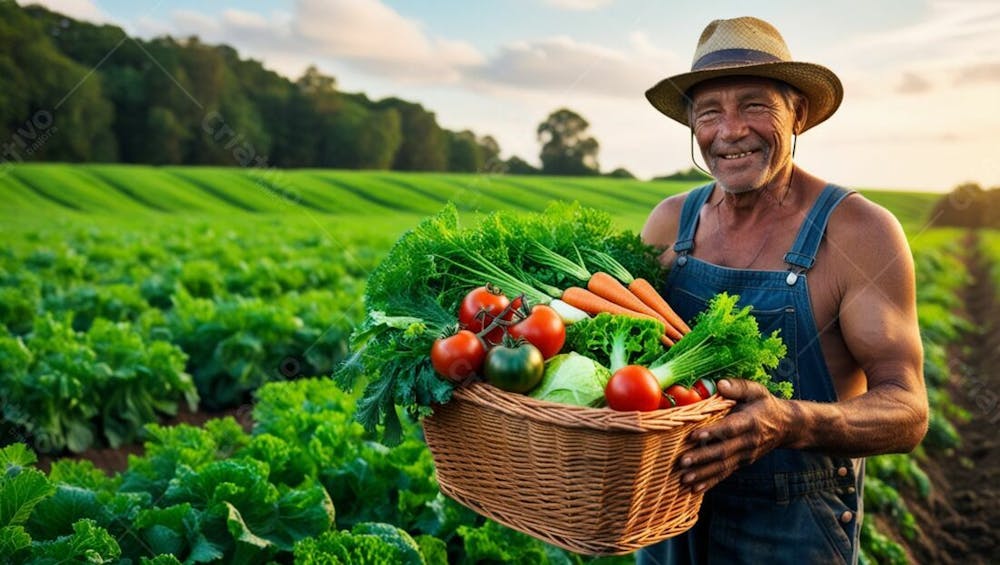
[692,48,783,71]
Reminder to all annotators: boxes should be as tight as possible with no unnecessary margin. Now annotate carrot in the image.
[588,272,663,320]
[629,278,692,335]
[587,272,685,341]
[562,286,677,348]
[561,286,655,319]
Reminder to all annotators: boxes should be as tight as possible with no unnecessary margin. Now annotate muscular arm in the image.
[784,202,927,455]
[678,199,928,491]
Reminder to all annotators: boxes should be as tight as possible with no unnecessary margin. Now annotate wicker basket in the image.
[422,381,735,555]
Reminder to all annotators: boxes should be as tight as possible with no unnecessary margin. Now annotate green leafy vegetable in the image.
[565,314,667,373]
[529,353,612,407]
[650,292,789,396]
[293,523,427,564]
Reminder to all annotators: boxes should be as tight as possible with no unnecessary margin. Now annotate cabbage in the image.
[528,352,610,407]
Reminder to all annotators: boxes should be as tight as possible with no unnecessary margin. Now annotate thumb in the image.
[717,378,770,401]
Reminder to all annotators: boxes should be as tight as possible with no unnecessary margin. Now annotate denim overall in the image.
[636,183,864,564]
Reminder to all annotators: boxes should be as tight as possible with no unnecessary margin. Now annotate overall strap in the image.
[673,183,715,255]
[784,184,855,272]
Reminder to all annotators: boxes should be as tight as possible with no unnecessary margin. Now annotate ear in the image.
[794,95,809,133]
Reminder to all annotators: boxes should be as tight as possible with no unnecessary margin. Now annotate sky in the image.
[26,0,1000,192]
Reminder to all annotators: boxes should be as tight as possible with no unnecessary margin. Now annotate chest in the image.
[659,226,845,338]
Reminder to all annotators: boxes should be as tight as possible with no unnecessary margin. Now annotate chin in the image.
[713,174,769,194]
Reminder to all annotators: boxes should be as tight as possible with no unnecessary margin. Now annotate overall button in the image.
[847,486,856,494]
[837,466,849,477]
[840,511,854,523]
[677,255,688,266]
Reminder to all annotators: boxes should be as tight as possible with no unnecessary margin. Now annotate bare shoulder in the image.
[640,191,691,249]
[826,191,913,284]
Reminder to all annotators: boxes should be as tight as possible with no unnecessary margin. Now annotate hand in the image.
[677,379,792,493]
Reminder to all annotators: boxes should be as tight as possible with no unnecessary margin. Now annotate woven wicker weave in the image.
[422,381,735,555]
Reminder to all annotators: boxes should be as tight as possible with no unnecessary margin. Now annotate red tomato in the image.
[430,330,486,382]
[605,365,662,412]
[665,384,703,406]
[659,394,676,409]
[458,286,510,343]
[693,378,716,399]
[503,295,525,320]
[508,304,565,359]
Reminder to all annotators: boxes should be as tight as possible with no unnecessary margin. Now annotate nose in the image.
[717,109,749,142]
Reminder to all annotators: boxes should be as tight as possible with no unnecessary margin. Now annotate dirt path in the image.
[909,231,1000,564]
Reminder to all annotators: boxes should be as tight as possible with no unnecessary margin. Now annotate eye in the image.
[695,109,720,122]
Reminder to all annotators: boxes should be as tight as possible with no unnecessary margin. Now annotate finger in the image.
[678,432,756,473]
[679,450,750,492]
[687,409,755,443]
[717,378,771,401]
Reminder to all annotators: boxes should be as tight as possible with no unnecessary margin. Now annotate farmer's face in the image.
[689,77,804,194]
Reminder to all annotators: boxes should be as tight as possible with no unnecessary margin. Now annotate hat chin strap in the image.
[689,131,713,178]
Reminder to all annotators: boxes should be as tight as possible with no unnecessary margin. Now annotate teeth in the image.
[723,151,753,159]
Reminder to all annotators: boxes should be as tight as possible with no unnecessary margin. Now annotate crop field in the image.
[0,164,994,563]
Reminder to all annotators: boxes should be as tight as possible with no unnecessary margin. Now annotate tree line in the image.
[931,183,1000,229]
[1,2,626,177]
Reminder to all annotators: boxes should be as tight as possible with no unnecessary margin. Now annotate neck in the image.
[716,164,796,218]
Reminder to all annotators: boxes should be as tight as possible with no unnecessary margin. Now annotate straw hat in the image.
[645,17,843,132]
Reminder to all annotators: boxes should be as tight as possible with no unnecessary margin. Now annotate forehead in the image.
[687,76,784,105]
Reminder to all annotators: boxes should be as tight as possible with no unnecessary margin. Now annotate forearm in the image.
[782,382,928,457]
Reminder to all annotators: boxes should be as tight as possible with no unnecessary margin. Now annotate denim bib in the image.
[637,183,864,564]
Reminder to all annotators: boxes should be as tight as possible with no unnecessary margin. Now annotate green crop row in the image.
[0,377,629,564]
[0,216,394,453]
[1,164,940,230]
[859,229,973,564]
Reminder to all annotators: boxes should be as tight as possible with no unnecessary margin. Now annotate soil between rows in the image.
[905,231,1000,565]
[35,405,254,475]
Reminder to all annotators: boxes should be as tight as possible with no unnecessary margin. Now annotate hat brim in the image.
[645,61,843,133]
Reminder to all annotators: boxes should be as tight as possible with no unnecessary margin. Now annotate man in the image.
[637,17,928,564]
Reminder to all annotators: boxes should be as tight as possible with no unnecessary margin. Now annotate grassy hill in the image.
[0,163,942,233]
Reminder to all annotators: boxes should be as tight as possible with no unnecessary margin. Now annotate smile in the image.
[721,151,755,160]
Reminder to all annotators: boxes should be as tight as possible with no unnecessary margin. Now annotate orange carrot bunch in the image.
[526,242,689,347]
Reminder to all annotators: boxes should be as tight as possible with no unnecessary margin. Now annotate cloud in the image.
[955,61,1000,84]
[26,0,110,24]
[131,0,483,84]
[293,0,483,82]
[832,0,1000,72]
[470,33,678,98]
[544,0,615,11]
[895,72,932,94]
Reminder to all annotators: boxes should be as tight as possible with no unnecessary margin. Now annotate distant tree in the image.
[447,130,482,172]
[604,167,635,179]
[356,107,403,169]
[930,182,991,228]
[0,2,116,162]
[145,107,189,164]
[297,65,337,96]
[478,135,501,169]
[653,167,712,182]
[505,155,539,175]
[537,108,600,176]
[378,98,448,171]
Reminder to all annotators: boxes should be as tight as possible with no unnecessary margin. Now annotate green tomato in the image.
[484,342,545,393]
